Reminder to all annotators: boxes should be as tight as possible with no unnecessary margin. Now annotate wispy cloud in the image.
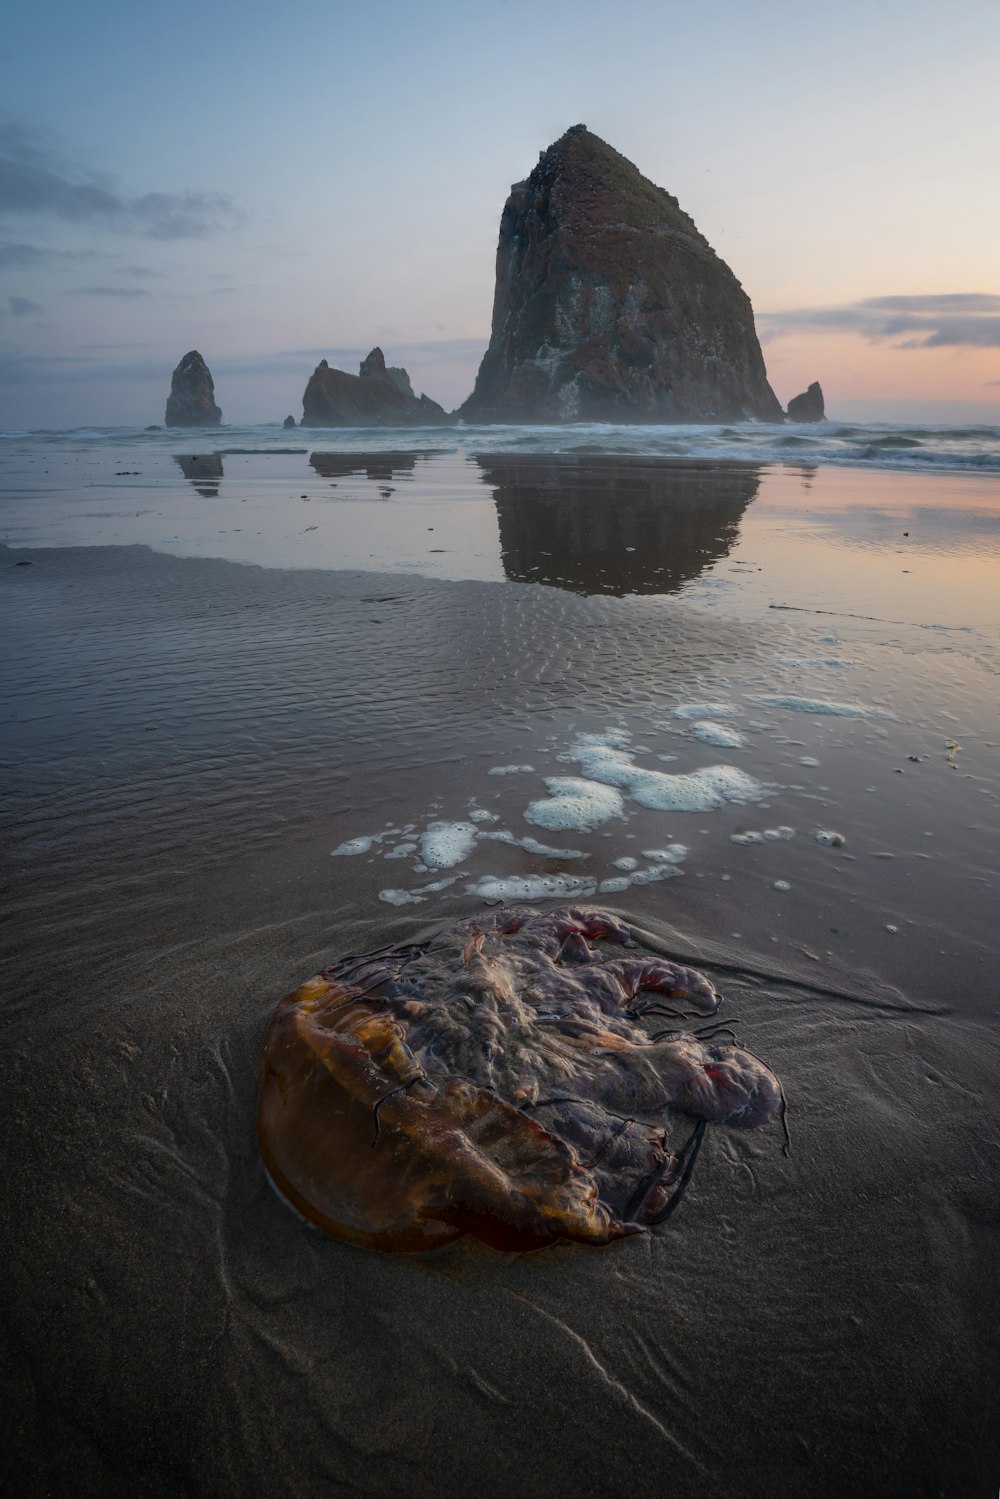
[0,339,488,387]
[72,286,152,300]
[6,294,44,317]
[759,293,1000,348]
[0,240,103,268]
[114,264,163,279]
[0,117,243,239]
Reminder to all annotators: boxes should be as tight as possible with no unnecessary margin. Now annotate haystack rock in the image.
[786,381,826,422]
[283,415,297,429]
[460,126,783,425]
[301,348,451,427]
[165,351,222,428]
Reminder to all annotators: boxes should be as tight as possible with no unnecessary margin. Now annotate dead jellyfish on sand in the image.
[257,906,787,1253]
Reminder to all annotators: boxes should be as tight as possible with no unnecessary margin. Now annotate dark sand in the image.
[2,456,1000,1497]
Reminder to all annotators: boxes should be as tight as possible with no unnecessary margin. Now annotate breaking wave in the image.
[3,419,1000,474]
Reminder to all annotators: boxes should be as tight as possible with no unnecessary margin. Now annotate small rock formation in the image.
[786,381,826,422]
[145,424,162,431]
[359,346,415,399]
[165,351,222,428]
[301,348,450,427]
[460,126,783,425]
[283,415,297,429]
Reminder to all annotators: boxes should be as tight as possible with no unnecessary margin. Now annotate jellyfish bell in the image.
[257,906,785,1253]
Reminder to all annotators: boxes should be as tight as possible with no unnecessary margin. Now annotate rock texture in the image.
[460,126,783,425]
[165,351,222,428]
[302,348,450,427]
[283,415,297,429]
[786,381,825,422]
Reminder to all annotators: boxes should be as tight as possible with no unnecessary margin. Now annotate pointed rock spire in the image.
[165,351,222,427]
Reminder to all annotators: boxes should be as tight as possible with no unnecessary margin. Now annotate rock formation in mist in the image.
[301,347,451,427]
[460,125,783,425]
[165,351,222,427]
[786,381,825,421]
[283,415,297,428]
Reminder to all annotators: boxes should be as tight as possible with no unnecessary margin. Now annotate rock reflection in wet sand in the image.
[479,454,761,595]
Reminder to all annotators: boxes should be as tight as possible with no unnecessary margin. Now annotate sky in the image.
[1,0,998,429]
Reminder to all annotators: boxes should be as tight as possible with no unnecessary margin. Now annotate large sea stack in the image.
[460,126,783,425]
[165,350,222,427]
[302,347,450,427]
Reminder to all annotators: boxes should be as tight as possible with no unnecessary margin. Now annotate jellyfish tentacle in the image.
[646,1120,708,1226]
[584,1115,635,1169]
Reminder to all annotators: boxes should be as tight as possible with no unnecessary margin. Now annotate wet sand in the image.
[2,455,1000,1496]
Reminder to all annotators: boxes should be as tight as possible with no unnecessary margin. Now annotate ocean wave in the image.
[3,419,1000,474]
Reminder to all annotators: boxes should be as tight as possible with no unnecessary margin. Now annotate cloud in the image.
[6,294,44,317]
[0,339,489,388]
[0,117,243,239]
[758,292,1000,348]
[0,240,103,268]
[114,264,163,279]
[72,286,152,300]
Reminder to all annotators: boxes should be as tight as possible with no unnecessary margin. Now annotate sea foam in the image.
[524,777,626,831]
[753,695,895,719]
[568,734,768,812]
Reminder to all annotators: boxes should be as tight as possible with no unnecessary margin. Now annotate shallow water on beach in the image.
[2,434,999,1497]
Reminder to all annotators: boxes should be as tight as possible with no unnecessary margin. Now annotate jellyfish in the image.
[257,906,785,1253]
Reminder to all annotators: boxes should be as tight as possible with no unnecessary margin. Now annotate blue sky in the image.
[1,0,999,426]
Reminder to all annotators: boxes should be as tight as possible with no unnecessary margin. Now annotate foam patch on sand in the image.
[420,821,478,869]
[567,733,768,813]
[466,873,598,902]
[776,656,860,669]
[379,875,459,905]
[674,702,742,720]
[332,834,381,856]
[753,695,895,719]
[488,764,535,776]
[524,777,625,831]
[642,845,688,863]
[627,864,684,886]
[689,720,746,749]
[477,829,587,859]
[379,888,424,905]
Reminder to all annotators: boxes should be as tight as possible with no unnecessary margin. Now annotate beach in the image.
[2,431,999,1496]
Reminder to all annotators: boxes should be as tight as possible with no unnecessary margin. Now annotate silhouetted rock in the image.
[283,415,297,429]
[145,424,162,431]
[359,346,414,398]
[165,351,222,428]
[786,382,826,422]
[461,126,782,425]
[302,349,451,427]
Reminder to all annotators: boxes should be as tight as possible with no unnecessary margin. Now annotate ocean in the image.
[2,421,999,1498]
